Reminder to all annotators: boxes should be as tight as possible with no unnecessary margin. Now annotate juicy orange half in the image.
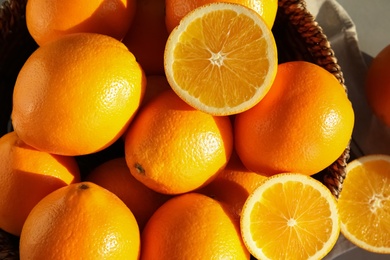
[164,2,278,116]
[240,173,340,260]
[338,154,390,254]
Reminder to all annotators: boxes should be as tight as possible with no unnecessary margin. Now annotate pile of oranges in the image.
[6,0,389,259]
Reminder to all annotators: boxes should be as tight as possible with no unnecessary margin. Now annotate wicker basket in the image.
[0,0,350,258]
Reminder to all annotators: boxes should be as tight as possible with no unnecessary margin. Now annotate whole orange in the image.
[19,182,140,259]
[86,157,171,231]
[197,151,267,219]
[0,131,80,236]
[122,0,169,75]
[365,44,390,127]
[165,0,278,33]
[26,0,136,46]
[12,33,145,156]
[141,192,250,259]
[124,90,233,195]
[235,61,355,176]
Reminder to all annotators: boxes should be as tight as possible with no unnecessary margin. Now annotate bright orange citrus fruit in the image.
[365,44,390,127]
[12,33,145,156]
[197,151,267,219]
[164,2,278,116]
[19,182,140,259]
[26,0,136,46]
[141,192,250,259]
[235,61,355,176]
[124,90,233,194]
[165,0,278,32]
[0,131,80,236]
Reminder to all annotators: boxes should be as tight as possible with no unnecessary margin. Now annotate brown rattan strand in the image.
[0,0,26,39]
[0,0,351,257]
[274,0,345,85]
[0,229,18,259]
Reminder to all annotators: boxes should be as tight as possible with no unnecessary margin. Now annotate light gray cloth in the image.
[308,0,381,158]
[307,1,389,259]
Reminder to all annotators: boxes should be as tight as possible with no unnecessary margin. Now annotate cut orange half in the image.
[164,2,278,116]
[240,173,340,260]
[338,154,390,254]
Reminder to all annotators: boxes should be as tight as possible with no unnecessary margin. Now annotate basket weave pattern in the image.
[0,0,350,258]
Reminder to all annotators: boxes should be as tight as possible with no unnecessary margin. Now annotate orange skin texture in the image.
[86,157,171,231]
[165,0,278,33]
[12,33,146,156]
[197,151,267,219]
[124,90,233,195]
[26,0,136,46]
[123,0,169,75]
[0,132,80,236]
[365,44,390,127]
[234,61,355,176]
[19,182,140,259]
[141,192,250,259]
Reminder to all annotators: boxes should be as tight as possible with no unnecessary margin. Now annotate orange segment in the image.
[240,173,340,259]
[164,2,277,116]
[338,154,390,254]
